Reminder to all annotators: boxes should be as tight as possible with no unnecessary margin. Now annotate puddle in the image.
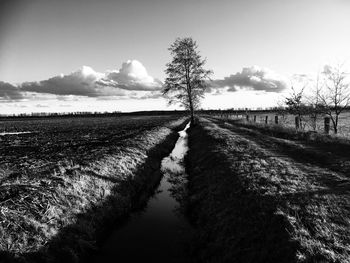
[0,132,33,136]
[92,122,193,262]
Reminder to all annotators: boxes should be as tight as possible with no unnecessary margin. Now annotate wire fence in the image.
[206,111,350,137]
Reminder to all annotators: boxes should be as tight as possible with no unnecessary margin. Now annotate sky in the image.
[1,0,350,114]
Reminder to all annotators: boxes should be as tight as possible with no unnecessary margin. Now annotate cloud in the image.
[211,66,288,93]
[18,60,161,99]
[35,104,49,108]
[21,66,126,97]
[134,91,163,100]
[0,81,23,100]
[97,60,162,91]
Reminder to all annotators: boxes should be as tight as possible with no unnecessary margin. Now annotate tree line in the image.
[0,110,188,119]
[284,63,350,134]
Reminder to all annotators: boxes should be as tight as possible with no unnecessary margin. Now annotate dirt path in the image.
[187,117,350,262]
[209,117,350,194]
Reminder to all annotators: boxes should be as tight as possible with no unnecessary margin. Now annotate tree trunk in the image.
[312,114,317,131]
[190,106,194,124]
[334,115,339,134]
[324,117,330,134]
[330,115,338,134]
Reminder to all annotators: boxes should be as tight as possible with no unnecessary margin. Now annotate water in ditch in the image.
[0,131,33,136]
[92,122,193,262]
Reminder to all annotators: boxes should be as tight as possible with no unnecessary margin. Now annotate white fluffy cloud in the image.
[16,60,161,99]
[1,63,287,104]
[97,60,162,91]
[211,66,288,93]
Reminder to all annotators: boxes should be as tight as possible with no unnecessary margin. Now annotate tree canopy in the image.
[163,37,212,122]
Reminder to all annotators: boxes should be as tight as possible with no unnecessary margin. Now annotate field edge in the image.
[1,117,189,263]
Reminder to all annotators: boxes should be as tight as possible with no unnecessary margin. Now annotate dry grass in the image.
[186,117,350,263]
[0,117,187,262]
[221,116,350,146]
[214,111,350,137]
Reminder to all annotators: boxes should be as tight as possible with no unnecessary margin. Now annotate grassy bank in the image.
[210,117,350,176]
[186,117,349,262]
[0,118,188,263]
[222,117,350,147]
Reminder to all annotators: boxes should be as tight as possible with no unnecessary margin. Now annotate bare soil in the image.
[0,115,187,262]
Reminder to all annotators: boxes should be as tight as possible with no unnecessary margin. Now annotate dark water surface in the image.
[92,122,193,262]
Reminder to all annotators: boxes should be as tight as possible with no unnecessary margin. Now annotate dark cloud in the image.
[136,91,163,100]
[0,81,23,100]
[97,78,162,91]
[20,66,125,97]
[210,66,288,93]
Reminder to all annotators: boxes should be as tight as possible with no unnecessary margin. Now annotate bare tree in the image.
[318,63,350,134]
[285,86,309,130]
[163,37,212,123]
[300,71,323,131]
[308,71,323,131]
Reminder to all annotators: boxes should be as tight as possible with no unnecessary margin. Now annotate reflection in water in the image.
[92,122,193,263]
[161,121,191,213]
[0,131,33,136]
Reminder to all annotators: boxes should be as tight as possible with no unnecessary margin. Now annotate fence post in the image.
[275,115,279,124]
[265,116,268,124]
[246,115,249,122]
[324,117,330,134]
[295,116,300,130]
[311,116,317,131]
[254,115,256,123]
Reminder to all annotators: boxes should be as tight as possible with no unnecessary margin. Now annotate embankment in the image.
[185,118,299,263]
[210,116,350,175]
[218,116,350,148]
[186,117,350,263]
[0,118,188,263]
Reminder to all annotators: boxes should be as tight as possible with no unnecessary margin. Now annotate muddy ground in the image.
[0,115,187,262]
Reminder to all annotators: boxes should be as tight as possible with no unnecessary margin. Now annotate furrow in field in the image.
[0,116,188,263]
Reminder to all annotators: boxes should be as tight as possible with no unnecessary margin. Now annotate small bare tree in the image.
[285,86,309,130]
[318,63,350,134]
[300,72,323,131]
[308,72,323,131]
